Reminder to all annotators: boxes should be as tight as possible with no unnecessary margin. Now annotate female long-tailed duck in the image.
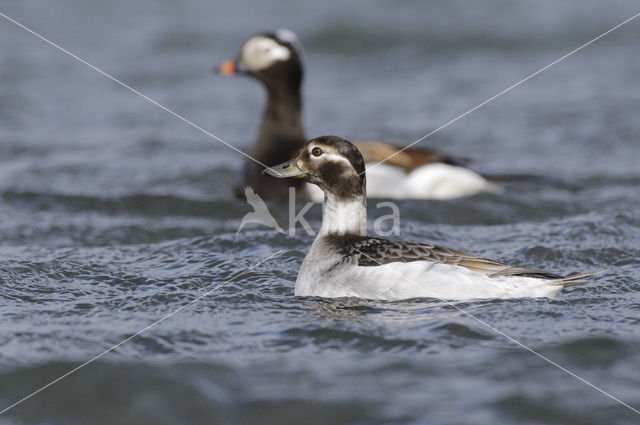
[217,29,498,202]
[263,136,597,301]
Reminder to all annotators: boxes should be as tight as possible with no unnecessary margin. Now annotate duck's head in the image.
[264,136,366,200]
[215,29,304,88]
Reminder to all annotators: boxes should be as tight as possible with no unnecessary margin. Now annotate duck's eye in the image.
[311,147,323,157]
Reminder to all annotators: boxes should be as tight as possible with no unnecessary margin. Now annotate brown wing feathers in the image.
[328,235,566,280]
[354,141,466,173]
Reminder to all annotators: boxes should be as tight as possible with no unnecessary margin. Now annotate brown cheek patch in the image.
[319,162,361,200]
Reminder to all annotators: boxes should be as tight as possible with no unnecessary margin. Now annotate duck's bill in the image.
[262,161,306,178]
[215,59,238,76]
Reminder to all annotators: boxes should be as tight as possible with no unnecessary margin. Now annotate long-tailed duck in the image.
[263,136,597,300]
[217,30,498,202]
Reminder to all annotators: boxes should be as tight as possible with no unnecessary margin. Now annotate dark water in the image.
[1,0,640,424]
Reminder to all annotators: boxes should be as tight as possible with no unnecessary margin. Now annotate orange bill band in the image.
[217,59,236,75]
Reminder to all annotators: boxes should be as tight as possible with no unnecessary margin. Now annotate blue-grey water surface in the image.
[1,0,640,424]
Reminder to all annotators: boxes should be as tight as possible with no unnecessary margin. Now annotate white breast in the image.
[365,163,500,200]
[404,163,500,200]
[364,163,409,198]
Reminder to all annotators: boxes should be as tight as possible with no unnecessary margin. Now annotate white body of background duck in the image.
[217,29,498,202]
[264,136,597,301]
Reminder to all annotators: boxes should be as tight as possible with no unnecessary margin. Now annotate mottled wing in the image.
[330,235,563,280]
[355,141,468,172]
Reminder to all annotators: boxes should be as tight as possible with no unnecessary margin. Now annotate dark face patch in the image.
[293,136,367,200]
[312,136,366,178]
[317,161,362,200]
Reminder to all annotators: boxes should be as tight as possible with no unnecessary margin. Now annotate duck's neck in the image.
[319,193,367,237]
[254,83,304,156]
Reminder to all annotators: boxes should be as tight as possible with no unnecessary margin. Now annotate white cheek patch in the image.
[320,152,352,168]
[241,36,291,71]
[311,150,355,176]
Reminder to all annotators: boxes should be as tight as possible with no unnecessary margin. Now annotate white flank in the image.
[297,257,566,301]
[365,162,500,200]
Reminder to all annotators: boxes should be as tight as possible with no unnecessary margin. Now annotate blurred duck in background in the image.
[216,29,499,201]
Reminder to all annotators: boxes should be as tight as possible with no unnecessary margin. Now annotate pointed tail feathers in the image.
[550,271,605,288]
